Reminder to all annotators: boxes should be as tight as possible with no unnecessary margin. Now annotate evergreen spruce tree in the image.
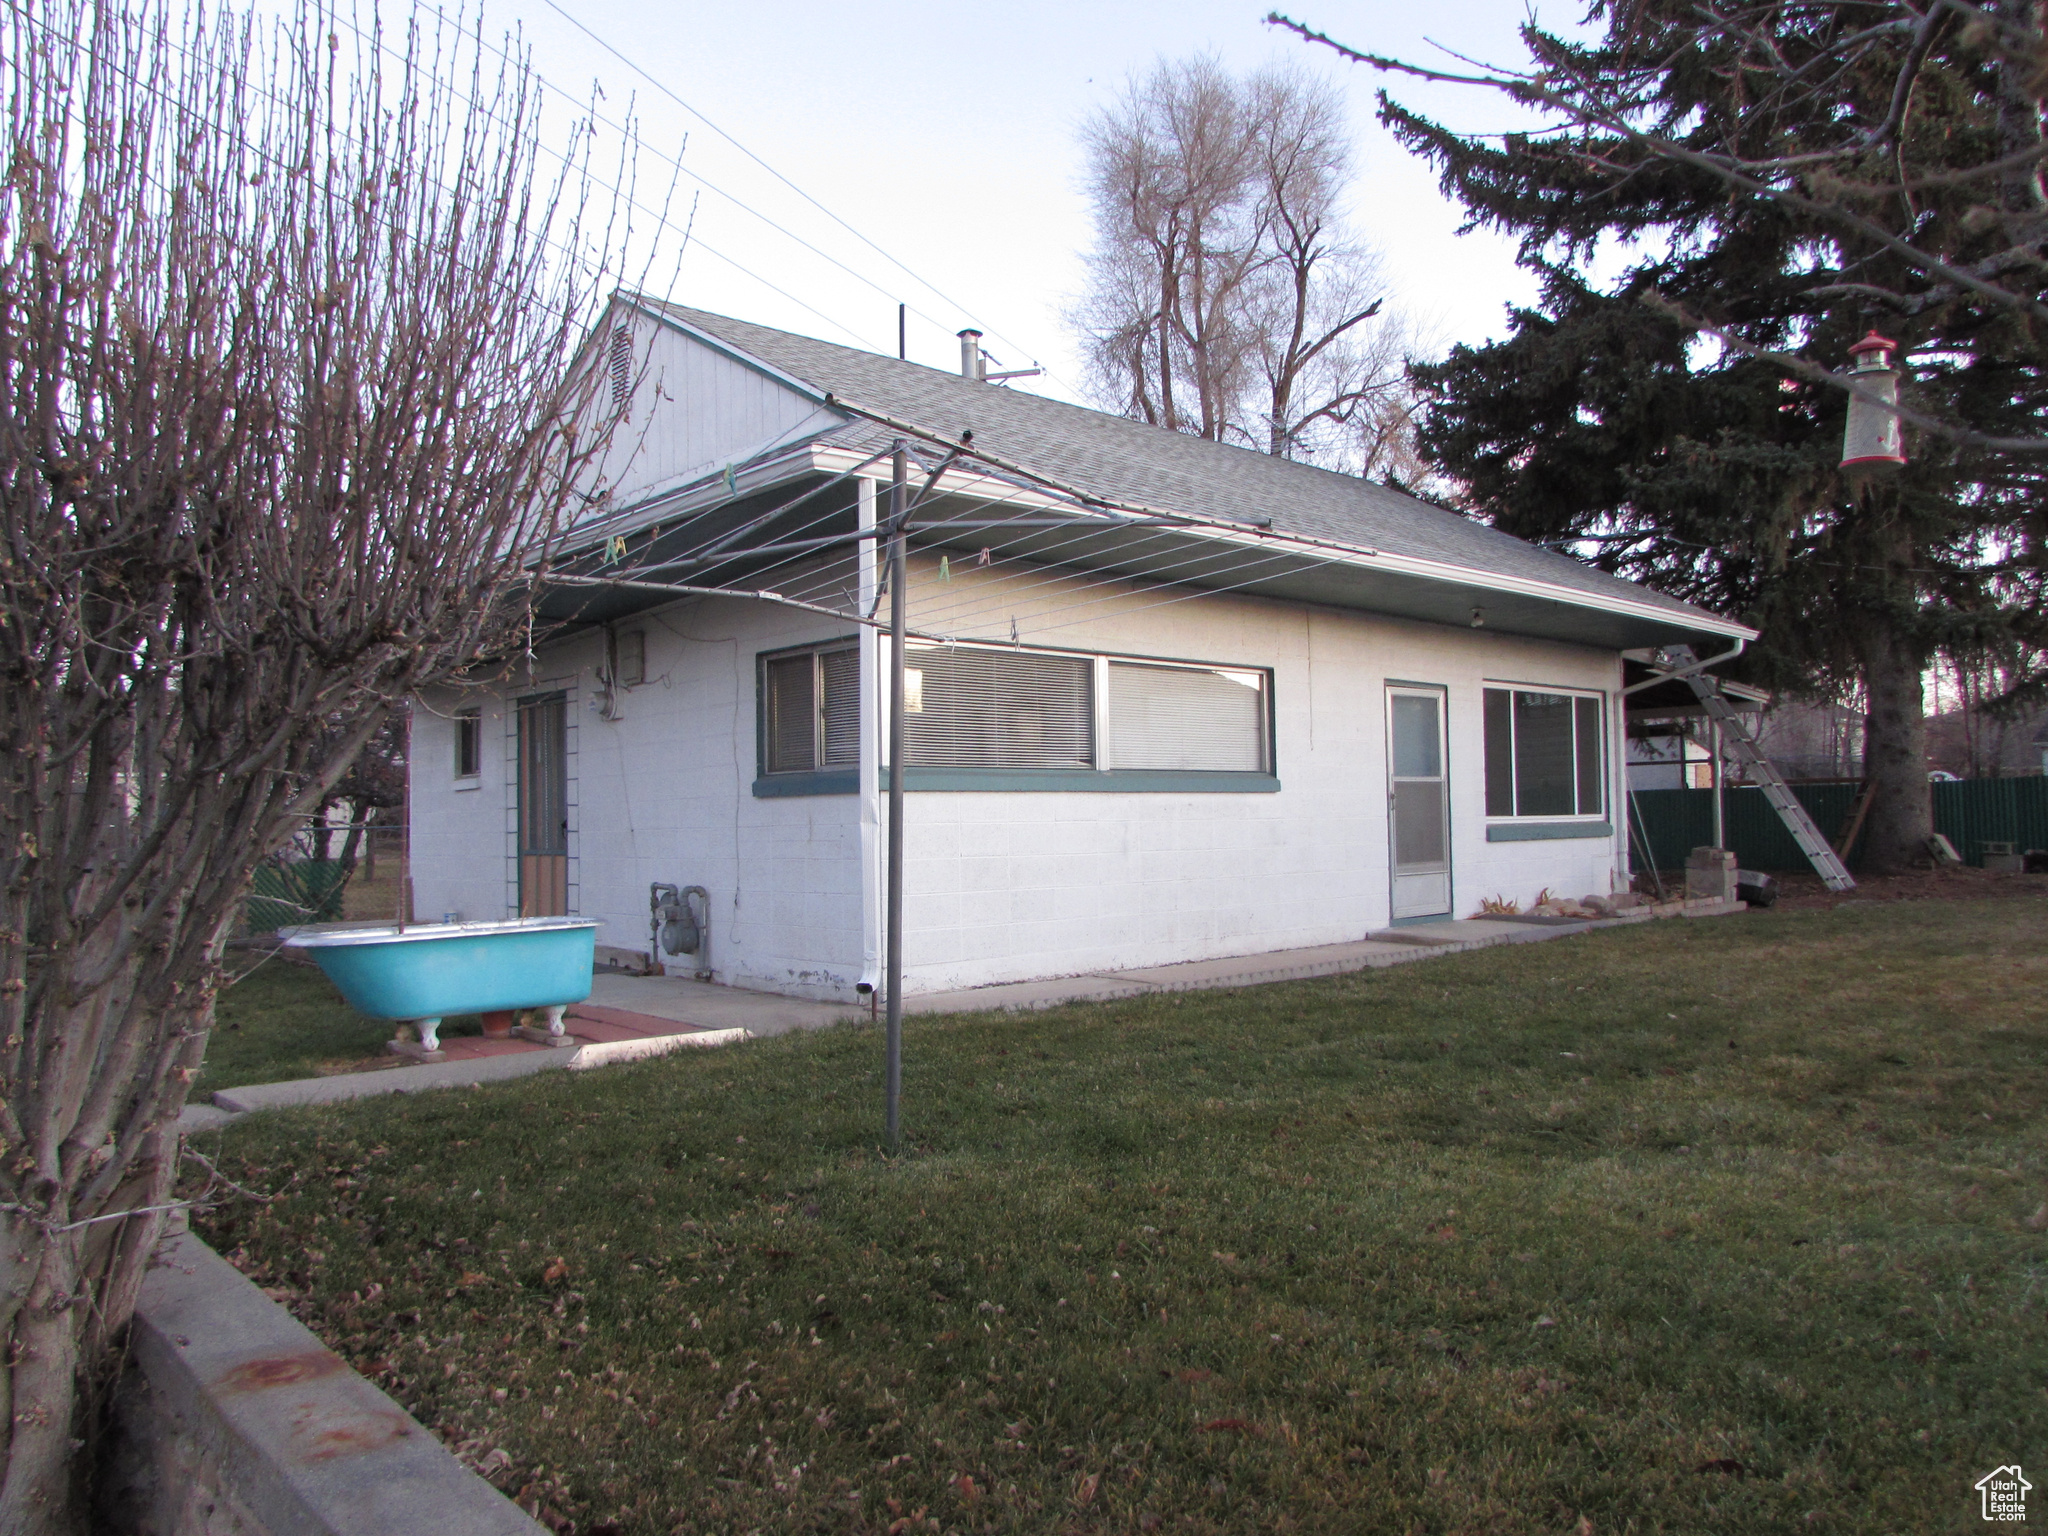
[1374,1,2048,874]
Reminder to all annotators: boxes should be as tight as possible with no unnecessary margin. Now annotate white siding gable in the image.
[584,306,843,512]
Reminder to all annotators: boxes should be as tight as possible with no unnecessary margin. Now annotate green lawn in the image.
[204,958,483,1092]
[191,900,2048,1535]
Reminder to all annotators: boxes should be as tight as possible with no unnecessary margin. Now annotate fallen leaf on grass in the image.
[1534,1315,1558,1329]
[2026,1203,2048,1232]
[953,1474,980,1503]
[1177,1368,1215,1384]
[1075,1471,1099,1507]
[541,1258,569,1285]
[1575,1518,1594,1536]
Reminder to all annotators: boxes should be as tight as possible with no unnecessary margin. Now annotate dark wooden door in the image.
[517,693,568,916]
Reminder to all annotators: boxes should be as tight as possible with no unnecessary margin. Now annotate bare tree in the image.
[1074,58,1413,470]
[0,1,628,1522]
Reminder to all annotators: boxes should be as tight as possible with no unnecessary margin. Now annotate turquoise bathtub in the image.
[283,917,599,1054]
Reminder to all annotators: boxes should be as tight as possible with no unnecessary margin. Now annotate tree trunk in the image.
[1857,617,1934,874]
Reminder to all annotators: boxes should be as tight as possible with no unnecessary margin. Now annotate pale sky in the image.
[478,0,1575,405]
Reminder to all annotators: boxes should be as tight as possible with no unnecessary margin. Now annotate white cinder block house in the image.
[408,298,1754,1002]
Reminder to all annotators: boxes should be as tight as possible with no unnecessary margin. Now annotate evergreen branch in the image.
[1638,291,2048,453]
[1269,10,2048,327]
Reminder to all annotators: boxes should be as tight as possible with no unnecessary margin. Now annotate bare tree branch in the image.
[0,0,639,1521]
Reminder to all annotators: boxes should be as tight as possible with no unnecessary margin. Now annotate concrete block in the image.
[1685,847,1738,902]
[111,1229,544,1536]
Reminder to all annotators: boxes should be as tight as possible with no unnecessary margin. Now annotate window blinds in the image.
[820,648,860,768]
[905,647,1094,769]
[764,655,817,773]
[1104,662,1266,772]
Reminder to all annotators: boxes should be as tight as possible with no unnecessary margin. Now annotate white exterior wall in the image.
[890,566,1626,995]
[410,560,1634,1004]
[408,596,865,1000]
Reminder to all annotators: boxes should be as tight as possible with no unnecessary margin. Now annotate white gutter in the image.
[1620,637,1750,694]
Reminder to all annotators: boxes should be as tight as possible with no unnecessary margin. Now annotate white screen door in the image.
[1387,686,1451,920]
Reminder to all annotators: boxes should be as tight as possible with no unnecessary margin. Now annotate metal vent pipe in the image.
[957,328,983,381]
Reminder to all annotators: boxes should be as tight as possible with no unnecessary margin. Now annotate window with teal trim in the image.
[1483,686,1606,818]
[763,644,858,775]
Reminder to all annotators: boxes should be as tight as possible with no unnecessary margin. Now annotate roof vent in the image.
[958,328,984,382]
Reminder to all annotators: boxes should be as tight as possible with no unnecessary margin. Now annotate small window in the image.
[762,645,859,774]
[903,646,1093,769]
[1104,661,1267,771]
[1484,687,1605,818]
[454,709,481,780]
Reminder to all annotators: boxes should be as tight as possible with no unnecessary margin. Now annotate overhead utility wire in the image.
[410,6,979,359]
[542,0,1071,386]
[315,7,879,351]
[385,7,931,355]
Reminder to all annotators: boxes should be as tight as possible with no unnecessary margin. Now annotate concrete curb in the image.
[208,1025,757,1118]
[566,1025,753,1068]
[115,1227,542,1536]
[211,1046,570,1115]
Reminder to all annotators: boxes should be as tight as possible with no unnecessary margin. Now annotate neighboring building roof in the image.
[630,296,1734,635]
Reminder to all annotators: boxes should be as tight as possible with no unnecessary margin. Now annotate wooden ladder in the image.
[1653,647,1858,892]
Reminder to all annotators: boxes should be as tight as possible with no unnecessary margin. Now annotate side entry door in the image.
[517,692,568,916]
[1387,685,1451,921]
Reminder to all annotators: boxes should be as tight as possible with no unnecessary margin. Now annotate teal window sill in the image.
[753,770,859,798]
[1485,820,1613,842]
[753,769,1281,797]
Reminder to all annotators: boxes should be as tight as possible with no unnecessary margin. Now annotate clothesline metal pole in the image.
[885,442,908,1155]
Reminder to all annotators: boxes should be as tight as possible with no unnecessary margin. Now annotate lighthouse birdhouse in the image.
[1840,331,1906,478]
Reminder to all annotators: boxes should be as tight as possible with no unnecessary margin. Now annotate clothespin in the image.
[938,555,950,583]
[606,534,628,563]
[722,464,738,497]
[976,547,991,566]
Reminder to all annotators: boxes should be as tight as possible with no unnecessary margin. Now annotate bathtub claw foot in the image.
[387,1017,446,1060]
[514,1005,576,1048]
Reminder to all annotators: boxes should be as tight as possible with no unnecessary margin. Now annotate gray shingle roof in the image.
[632,296,1725,627]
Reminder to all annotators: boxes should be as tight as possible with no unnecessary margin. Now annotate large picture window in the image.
[1484,687,1605,818]
[757,639,1274,789]
[762,644,859,774]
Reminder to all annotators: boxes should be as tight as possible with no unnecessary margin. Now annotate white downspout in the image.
[856,475,883,1002]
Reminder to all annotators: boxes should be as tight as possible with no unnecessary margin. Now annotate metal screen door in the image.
[1387,686,1451,920]
[517,693,568,917]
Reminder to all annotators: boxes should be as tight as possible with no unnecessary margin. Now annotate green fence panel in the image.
[245,859,351,934]
[1629,776,2048,872]
[1932,776,2048,865]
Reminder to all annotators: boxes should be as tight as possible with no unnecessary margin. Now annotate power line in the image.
[540,0,1075,390]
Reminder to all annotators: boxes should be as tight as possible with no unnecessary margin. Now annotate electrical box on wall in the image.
[617,630,646,687]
